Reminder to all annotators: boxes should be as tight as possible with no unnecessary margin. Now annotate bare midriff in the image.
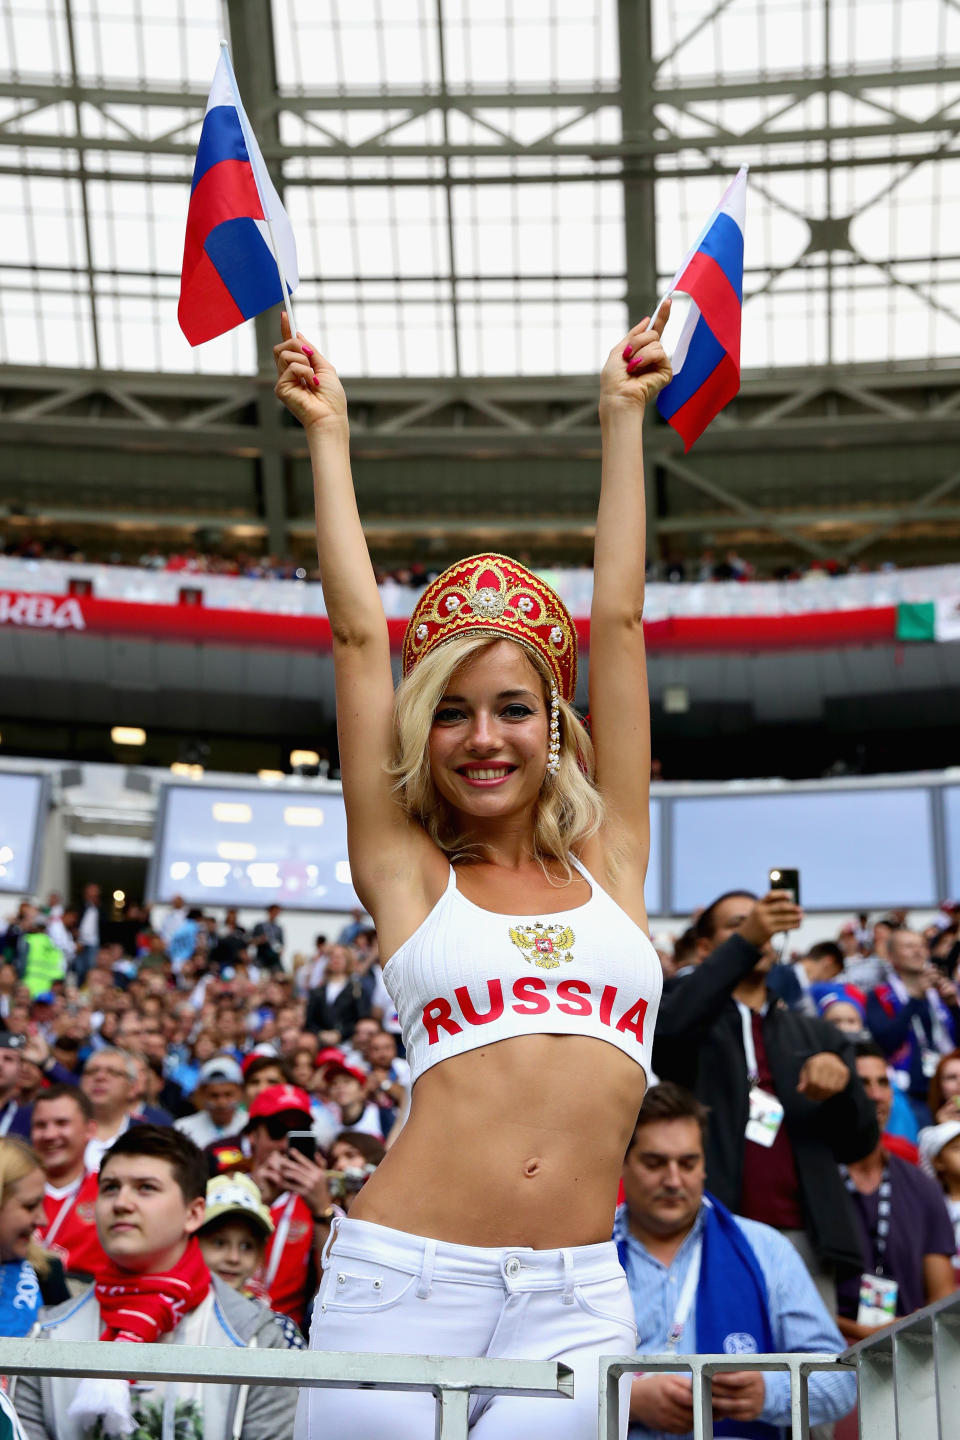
[347,1033,646,1249]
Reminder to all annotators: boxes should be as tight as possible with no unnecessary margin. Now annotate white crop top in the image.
[383,857,663,1085]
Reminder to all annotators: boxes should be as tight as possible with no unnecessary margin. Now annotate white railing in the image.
[1,1339,572,1440]
[5,1294,959,1440]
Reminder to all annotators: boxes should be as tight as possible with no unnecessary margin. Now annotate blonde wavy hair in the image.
[0,1138,50,1277]
[390,633,604,873]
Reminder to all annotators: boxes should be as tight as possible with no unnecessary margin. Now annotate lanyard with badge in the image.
[841,1165,898,1325]
[737,1002,784,1147]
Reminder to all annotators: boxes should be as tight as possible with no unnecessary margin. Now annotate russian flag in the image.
[179,48,299,347]
[656,166,747,451]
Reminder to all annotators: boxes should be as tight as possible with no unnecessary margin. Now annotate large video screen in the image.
[670,786,936,913]
[0,771,49,894]
[150,785,359,911]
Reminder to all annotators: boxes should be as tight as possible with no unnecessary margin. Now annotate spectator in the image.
[837,1041,955,1341]
[928,1049,960,1124]
[13,1126,298,1440]
[866,930,960,1127]
[363,1029,411,1138]
[323,1062,385,1140]
[73,885,103,985]
[304,946,369,1044]
[168,907,203,974]
[175,1057,246,1148]
[197,1173,272,1298]
[251,906,284,972]
[242,1053,288,1103]
[0,1036,31,1140]
[159,895,187,949]
[79,1049,144,1173]
[769,941,845,1013]
[31,1086,103,1280]
[654,890,878,1310]
[245,1085,326,1327]
[0,1139,68,1335]
[809,982,868,1036]
[918,1121,960,1279]
[617,1084,855,1438]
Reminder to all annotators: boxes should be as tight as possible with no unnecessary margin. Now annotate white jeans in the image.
[295,1216,636,1439]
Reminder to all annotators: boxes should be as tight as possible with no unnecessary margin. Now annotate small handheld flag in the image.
[179,44,299,346]
[655,166,747,450]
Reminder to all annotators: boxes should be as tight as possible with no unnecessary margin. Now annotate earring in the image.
[546,685,561,778]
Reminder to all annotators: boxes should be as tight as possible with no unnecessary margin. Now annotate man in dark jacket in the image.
[653,889,879,1310]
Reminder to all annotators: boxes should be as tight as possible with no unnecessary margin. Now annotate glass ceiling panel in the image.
[0,0,958,378]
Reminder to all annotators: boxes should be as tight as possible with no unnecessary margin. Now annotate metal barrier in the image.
[0,1339,573,1440]
[599,1291,960,1440]
[845,1290,960,1440]
[598,1351,847,1440]
[7,1293,960,1439]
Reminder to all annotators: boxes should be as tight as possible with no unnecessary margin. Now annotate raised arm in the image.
[587,305,672,906]
[273,316,435,921]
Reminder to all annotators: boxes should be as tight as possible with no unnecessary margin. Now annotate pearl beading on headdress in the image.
[546,683,561,778]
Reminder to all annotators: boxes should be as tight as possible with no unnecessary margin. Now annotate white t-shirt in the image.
[84,1115,132,1175]
[174,1109,247,1149]
[339,1102,385,1140]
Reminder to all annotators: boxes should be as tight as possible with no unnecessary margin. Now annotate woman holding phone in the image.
[275,306,671,1440]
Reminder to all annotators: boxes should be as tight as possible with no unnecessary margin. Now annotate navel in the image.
[522,1156,542,1179]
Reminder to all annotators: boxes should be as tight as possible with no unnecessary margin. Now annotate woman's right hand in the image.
[273,311,348,432]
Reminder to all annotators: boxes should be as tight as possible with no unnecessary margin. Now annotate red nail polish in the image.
[622,346,633,360]
[627,361,642,374]
[302,345,314,357]
[312,375,319,386]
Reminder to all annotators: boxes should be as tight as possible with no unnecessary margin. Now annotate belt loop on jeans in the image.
[561,1248,575,1305]
[320,1215,341,1271]
[416,1237,437,1299]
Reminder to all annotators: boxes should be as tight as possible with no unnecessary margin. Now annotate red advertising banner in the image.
[0,590,898,654]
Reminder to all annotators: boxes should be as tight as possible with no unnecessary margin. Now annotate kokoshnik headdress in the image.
[401,554,578,778]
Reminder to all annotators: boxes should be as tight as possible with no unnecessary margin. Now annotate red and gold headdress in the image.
[401,554,578,703]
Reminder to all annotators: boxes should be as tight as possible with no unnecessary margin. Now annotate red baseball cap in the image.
[246,1083,312,1124]
[314,1047,346,1069]
[323,1062,367,1086]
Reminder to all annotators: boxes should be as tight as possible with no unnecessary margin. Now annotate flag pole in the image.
[219,39,300,340]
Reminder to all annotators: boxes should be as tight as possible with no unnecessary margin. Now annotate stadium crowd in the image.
[0,885,957,1437]
[2,532,907,586]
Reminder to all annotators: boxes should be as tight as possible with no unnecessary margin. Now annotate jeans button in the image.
[504,1257,522,1278]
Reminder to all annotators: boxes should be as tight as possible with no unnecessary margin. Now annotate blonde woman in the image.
[275,305,672,1440]
[0,1138,68,1335]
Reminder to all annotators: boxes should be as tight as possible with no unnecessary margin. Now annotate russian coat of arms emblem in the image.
[508,922,575,969]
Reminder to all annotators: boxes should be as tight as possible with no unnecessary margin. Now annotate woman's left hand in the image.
[600,299,673,411]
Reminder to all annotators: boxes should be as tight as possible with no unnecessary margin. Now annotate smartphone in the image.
[769,868,800,905]
[286,1130,317,1163]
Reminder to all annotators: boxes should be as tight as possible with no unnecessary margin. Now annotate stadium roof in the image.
[1,0,960,565]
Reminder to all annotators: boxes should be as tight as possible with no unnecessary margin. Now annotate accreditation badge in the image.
[745,1086,784,1147]
[857,1273,898,1327]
